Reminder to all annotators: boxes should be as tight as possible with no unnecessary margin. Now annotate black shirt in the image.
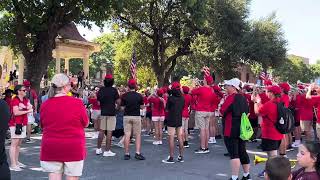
[121,91,143,116]
[0,100,10,164]
[97,86,119,116]
[166,90,185,127]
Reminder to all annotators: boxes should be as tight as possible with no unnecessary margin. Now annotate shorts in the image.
[140,109,146,117]
[123,116,141,135]
[249,118,258,128]
[152,116,165,122]
[300,121,312,132]
[261,138,281,152]
[100,116,116,131]
[28,113,35,125]
[10,126,26,139]
[182,118,189,131]
[146,112,152,120]
[91,110,101,120]
[195,111,212,129]
[167,127,182,136]
[224,137,250,164]
[40,160,84,177]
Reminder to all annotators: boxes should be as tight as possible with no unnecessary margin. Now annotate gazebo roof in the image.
[57,23,88,42]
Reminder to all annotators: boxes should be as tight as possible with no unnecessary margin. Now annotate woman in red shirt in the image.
[40,74,89,179]
[9,85,32,171]
[253,85,284,177]
[182,86,192,148]
[148,89,166,145]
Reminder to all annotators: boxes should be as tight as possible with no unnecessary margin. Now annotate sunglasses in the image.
[19,89,26,92]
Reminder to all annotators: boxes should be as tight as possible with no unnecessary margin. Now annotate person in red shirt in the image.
[23,80,38,143]
[40,73,89,179]
[182,86,192,148]
[88,90,101,139]
[192,75,216,154]
[220,78,251,180]
[148,89,166,145]
[208,86,219,144]
[243,84,259,142]
[142,90,152,135]
[306,83,320,140]
[297,92,314,141]
[8,85,32,172]
[253,85,284,178]
[2,89,13,106]
[278,82,292,156]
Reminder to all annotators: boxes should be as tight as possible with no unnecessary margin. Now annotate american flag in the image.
[260,71,266,80]
[130,48,137,80]
[202,66,210,77]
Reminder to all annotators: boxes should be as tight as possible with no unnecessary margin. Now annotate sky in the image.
[78,0,320,63]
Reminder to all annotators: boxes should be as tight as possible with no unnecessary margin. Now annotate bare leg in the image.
[168,133,175,158]
[9,139,18,167]
[27,124,32,139]
[205,128,209,149]
[159,121,164,141]
[48,173,63,180]
[97,130,104,149]
[230,159,241,177]
[200,129,206,149]
[209,117,216,138]
[135,133,141,154]
[105,130,113,151]
[124,132,131,154]
[66,176,79,180]
[177,128,184,156]
[154,121,159,141]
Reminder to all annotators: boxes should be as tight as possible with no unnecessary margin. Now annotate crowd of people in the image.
[1,72,320,180]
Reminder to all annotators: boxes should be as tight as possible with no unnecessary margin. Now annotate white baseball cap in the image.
[224,78,241,90]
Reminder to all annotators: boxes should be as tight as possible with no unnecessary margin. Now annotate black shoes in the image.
[124,154,130,160]
[135,153,145,160]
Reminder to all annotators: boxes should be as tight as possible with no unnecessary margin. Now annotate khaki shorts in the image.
[316,123,320,139]
[182,118,189,131]
[195,111,212,129]
[300,121,312,132]
[168,127,183,136]
[100,116,116,131]
[10,126,27,139]
[91,110,101,120]
[41,160,84,177]
[123,116,141,135]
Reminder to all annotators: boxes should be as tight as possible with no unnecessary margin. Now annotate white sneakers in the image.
[10,162,26,171]
[292,140,301,148]
[153,141,163,145]
[18,162,27,168]
[103,150,116,157]
[96,148,103,155]
[208,137,217,144]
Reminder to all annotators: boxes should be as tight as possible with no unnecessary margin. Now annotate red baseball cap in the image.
[157,89,164,96]
[278,82,290,92]
[128,79,137,86]
[105,74,113,79]
[267,85,282,95]
[171,82,181,90]
[23,80,31,87]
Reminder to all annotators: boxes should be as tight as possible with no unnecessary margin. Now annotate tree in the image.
[0,1,116,90]
[113,0,207,86]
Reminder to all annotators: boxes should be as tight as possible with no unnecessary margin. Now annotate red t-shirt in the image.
[190,95,197,110]
[210,92,220,112]
[280,94,290,108]
[148,96,165,116]
[143,96,151,112]
[40,96,89,162]
[244,93,257,119]
[259,99,284,140]
[182,94,192,118]
[299,95,314,121]
[220,93,235,137]
[191,86,215,112]
[88,98,100,110]
[9,97,29,126]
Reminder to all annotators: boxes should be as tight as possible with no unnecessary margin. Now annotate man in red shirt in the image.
[306,83,320,140]
[191,75,216,154]
[23,80,38,144]
[182,86,192,148]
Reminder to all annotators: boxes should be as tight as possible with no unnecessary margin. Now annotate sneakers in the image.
[116,142,124,148]
[103,150,116,157]
[158,141,163,145]
[195,148,209,154]
[241,174,252,180]
[177,155,184,163]
[183,141,189,148]
[153,141,162,145]
[25,138,35,144]
[135,153,145,160]
[208,138,217,144]
[124,154,130,160]
[292,142,301,148]
[96,148,103,155]
[258,170,265,178]
[17,162,27,168]
[10,166,22,171]
[162,156,175,164]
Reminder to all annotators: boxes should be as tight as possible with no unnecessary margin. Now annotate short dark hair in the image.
[104,78,114,87]
[265,156,291,180]
[128,84,136,90]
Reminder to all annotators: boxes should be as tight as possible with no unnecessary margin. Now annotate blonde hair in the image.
[48,73,70,98]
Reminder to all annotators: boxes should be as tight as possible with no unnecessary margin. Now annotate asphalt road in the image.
[6,129,299,180]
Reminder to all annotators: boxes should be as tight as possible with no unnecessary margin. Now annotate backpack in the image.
[275,102,295,134]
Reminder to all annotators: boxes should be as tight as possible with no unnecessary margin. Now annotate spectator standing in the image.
[0,99,11,179]
[181,86,192,148]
